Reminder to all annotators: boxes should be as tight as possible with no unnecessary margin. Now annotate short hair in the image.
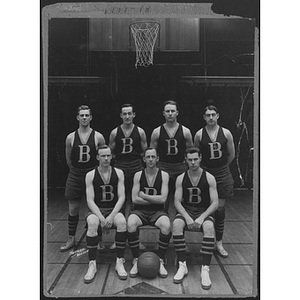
[163,100,177,110]
[77,105,92,116]
[96,144,111,154]
[185,146,201,157]
[204,105,218,115]
[143,147,158,157]
[121,103,134,112]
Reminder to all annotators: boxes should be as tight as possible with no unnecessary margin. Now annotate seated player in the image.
[127,147,171,278]
[84,145,127,283]
[172,147,219,290]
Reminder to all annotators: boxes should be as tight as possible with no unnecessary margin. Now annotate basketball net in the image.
[130,21,160,68]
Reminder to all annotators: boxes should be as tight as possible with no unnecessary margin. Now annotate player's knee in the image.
[172,219,184,235]
[127,215,139,233]
[157,218,171,235]
[69,202,80,215]
[86,214,99,236]
[215,206,225,221]
[115,214,127,231]
[202,220,215,237]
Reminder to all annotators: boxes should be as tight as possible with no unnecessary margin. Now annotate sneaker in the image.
[111,242,146,251]
[84,260,97,284]
[115,258,128,280]
[216,241,229,258]
[129,258,138,278]
[158,258,168,278]
[60,236,75,252]
[201,265,211,290]
[173,261,188,284]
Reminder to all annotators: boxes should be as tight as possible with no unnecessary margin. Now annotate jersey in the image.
[71,129,98,169]
[199,126,229,169]
[114,125,143,162]
[181,170,211,210]
[157,124,186,163]
[93,167,119,209]
[134,169,165,211]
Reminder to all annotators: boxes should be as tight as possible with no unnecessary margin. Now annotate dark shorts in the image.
[64,166,94,203]
[85,206,126,220]
[203,165,234,199]
[157,161,187,180]
[130,209,169,226]
[115,159,144,180]
[174,206,214,231]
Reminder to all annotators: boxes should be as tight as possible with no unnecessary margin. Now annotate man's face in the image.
[186,152,201,171]
[77,109,92,126]
[203,109,219,126]
[120,107,135,125]
[97,148,112,167]
[143,149,158,168]
[163,104,178,122]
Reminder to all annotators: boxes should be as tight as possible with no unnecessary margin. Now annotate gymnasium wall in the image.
[47,18,255,189]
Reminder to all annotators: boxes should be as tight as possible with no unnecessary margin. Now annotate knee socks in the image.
[173,234,186,263]
[68,214,79,236]
[158,232,172,259]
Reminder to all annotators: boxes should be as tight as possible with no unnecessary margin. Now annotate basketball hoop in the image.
[129,21,160,68]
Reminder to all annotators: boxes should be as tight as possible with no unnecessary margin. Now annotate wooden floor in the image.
[43,188,256,298]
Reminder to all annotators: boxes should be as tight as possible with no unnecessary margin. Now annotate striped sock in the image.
[115,231,127,258]
[215,207,225,241]
[173,234,186,263]
[86,235,98,261]
[127,230,139,259]
[158,232,172,259]
[68,214,79,236]
[200,236,215,265]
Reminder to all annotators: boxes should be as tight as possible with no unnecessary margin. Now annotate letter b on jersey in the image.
[78,145,91,163]
[166,139,178,155]
[208,142,222,160]
[101,185,114,202]
[121,138,133,154]
[188,187,202,204]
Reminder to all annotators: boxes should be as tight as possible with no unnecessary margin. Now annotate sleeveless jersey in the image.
[115,125,143,161]
[199,127,228,168]
[182,170,211,210]
[93,167,119,208]
[71,129,98,169]
[134,169,164,211]
[157,124,186,163]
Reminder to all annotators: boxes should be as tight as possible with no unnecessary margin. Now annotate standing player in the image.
[150,100,193,213]
[172,147,218,289]
[84,145,127,283]
[106,103,148,250]
[194,105,235,258]
[60,105,106,252]
[127,147,171,278]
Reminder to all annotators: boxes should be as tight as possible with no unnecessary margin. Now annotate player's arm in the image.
[194,129,203,149]
[85,170,105,224]
[203,172,219,219]
[224,129,235,165]
[139,127,148,154]
[139,171,169,204]
[95,131,106,149]
[173,174,194,227]
[132,171,151,205]
[183,126,194,148]
[107,168,126,220]
[65,133,74,168]
[150,127,159,149]
[108,128,117,158]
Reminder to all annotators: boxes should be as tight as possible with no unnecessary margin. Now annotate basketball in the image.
[137,251,160,279]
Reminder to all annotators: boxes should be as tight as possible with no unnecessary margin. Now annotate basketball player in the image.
[127,147,171,279]
[106,103,148,251]
[150,100,193,211]
[172,147,218,289]
[84,145,127,283]
[194,105,235,258]
[60,105,106,252]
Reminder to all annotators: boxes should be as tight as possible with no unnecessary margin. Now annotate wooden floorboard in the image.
[44,188,256,297]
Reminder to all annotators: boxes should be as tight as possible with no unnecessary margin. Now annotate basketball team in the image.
[59,100,235,290]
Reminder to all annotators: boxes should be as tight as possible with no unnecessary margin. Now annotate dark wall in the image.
[47,18,255,189]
